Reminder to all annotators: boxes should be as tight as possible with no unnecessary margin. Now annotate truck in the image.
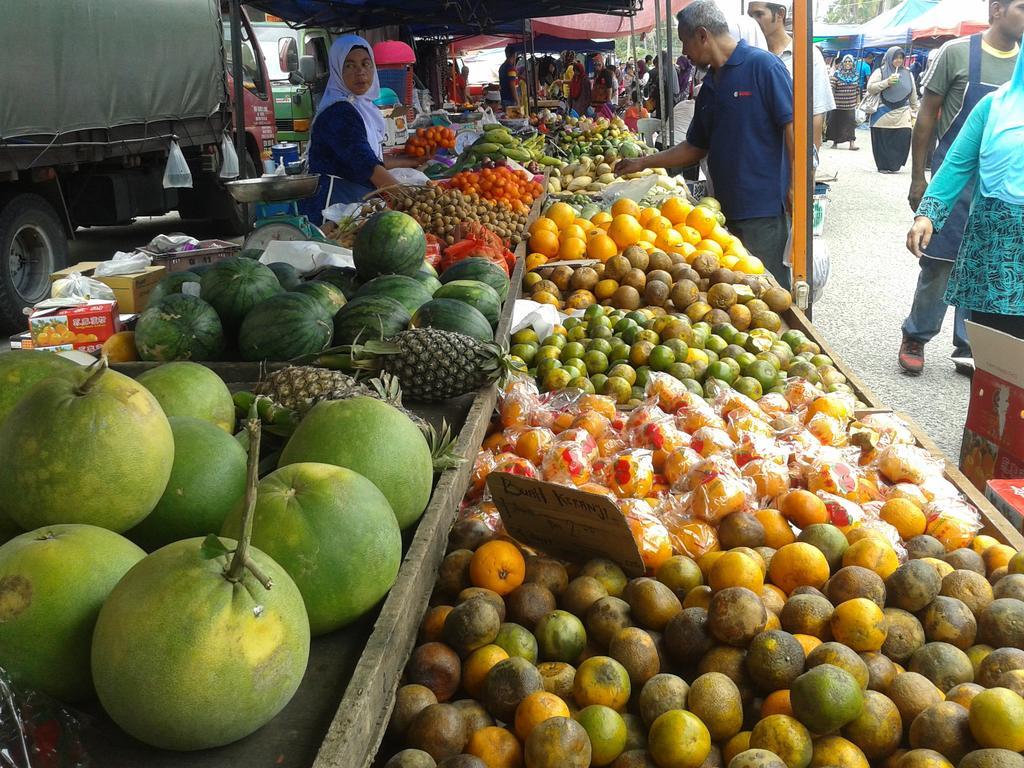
[0,0,276,332]
[252,20,334,146]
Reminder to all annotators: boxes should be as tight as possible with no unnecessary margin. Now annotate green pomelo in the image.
[0,365,174,532]
[0,350,81,426]
[221,462,401,635]
[135,361,235,432]
[278,397,433,530]
[91,535,310,751]
[0,524,145,701]
[128,417,247,551]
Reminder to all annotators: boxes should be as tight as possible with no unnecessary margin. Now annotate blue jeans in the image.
[901,256,971,356]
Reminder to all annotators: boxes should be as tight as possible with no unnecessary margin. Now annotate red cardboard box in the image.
[28,300,120,354]
[986,479,1024,533]
[961,322,1024,491]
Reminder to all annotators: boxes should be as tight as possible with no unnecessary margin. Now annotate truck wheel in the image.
[0,194,68,333]
[216,152,259,236]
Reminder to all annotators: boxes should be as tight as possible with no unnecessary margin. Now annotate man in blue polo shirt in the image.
[615,0,794,288]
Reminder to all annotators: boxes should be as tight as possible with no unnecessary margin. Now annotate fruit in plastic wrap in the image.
[606,449,656,498]
[805,393,856,424]
[816,491,866,529]
[493,451,541,480]
[515,427,557,465]
[577,393,618,421]
[664,446,704,488]
[758,392,792,418]
[626,403,672,434]
[659,507,721,559]
[541,440,593,487]
[807,459,862,502]
[884,482,929,509]
[597,436,628,458]
[645,372,692,413]
[685,454,742,492]
[877,443,939,485]
[857,412,916,446]
[784,378,825,410]
[635,420,690,472]
[571,411,612,440]
[557,428,600,463]
[577,482,616,499]
[690,471,751,523]
[924,498,982,552]
[806,411,850,447]
[500,378,541,428]
[621,500,673,572]
[677,403,728,434]
[742,458,791,500]
[919,474,961,502]
[714,389,766,422]
[689,426,736,458]
[726,410,775,443]
[733,432,789,468]
[469,451,498,500]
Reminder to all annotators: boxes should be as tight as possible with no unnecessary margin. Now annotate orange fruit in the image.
[655,227,685,253]
[516,427,556,465]
[608,214,643,249]
[983,544,1017,573]
[640,228,659,244]
[667,520,721,560]
[587,233,618,262]
[972,535,1000,555]
[756,509,797,549]
[419,604,453,643]
[676,224,703,246]
[463,644,510,698]
[514,690,571,741]
[768,542,830,594]
[574,217,593,230]
[710,225,734,248]
[831,597,888,651]
[466,725,524,768]
[558,237,587,261]
[721,253,740,270]
[574,656,632,711]
[686,206,718,238]
[709,551,765,594]
[843,538,899,580]
[638,206,660,225]
[807,394,854,422]
[696,239,725,259]
[724,732,753,765]
[684,585,713,609]
[794,633,822,656]
[660,196,693,225]
[595,279,619,300]
[879,498,927,541]
[592,211,613,226]
[611,198,641,218]
[470,540,526,596]
[530,216,559,235]
[578,394,617,420]
[648,709,712,768]
[100,330,139,362]
[761,690,794,718]
[561,223,586,241]
[525,253,549,271]
[529,229,560,259]
[734,255,766,275]
[647,215,674,234]
[547,202,577,230]
[780,490,829,529]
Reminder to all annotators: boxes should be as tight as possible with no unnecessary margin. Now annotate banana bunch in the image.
[464,125,560,165]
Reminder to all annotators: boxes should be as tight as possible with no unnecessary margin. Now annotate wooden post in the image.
[229,0,247,180]
[664,0,675,147]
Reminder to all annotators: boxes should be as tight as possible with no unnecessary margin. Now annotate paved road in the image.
[813,128,970,463]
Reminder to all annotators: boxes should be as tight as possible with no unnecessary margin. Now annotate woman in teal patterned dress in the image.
[907,37,1024,339]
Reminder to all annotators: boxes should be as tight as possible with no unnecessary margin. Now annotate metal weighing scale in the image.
[225,174,326,252]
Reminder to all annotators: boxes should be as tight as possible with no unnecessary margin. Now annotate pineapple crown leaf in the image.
[422,418,465,472]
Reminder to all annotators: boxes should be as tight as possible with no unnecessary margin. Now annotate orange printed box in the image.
[28,300,119,351]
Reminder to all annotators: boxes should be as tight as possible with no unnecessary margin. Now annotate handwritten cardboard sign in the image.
[486,472,646,576]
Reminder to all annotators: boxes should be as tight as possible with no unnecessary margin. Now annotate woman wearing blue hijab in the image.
[908,39,1024,338]
[302,35,419,224]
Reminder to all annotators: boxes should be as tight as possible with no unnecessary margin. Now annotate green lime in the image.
[512,328,539,345]
[811,354,834,368]
[781,330,805,349]
[736,351,758,371]
[713,323,738,344]
[590,314,612,329]
[745,335,772,354]
[771,342,793,365]
[536,358,563,378]
[682,378,704,395]
[569,376,596,394]
[705,335,728,354]
[664,338,689,360]
[625,311,648,326]
[748,359,781,391]
[536,346,562,363]
[704,377,730,398]
[704,349,719,366]
[589,324,613,341]
[828,382,854,394]
[733,332,750,348]
[609,340,631,361]
[510,357,528,373]
[620,326,640,345]
[756,351,783,372]
[629,341,654,367]
[692,321,712,337]
[649,345,676,371]
[562,342,586,360]
[636,329,660,345]
[584,304,606,321]
[510,343,538,365]
[584,350,610,375]
[542,334,567,349]
[668,362,695,381]
[721,344,746,360]
[690,358,709,380]
[591,373,609,393]
[543,368,574,391]
[589,338,613,356]
[734,376,763,400]
[614,318,638,335]
[568,325,587,342]
[634,366,653,389]
[563,317,582,331]
[575,705,627,766]
[563,356,587,373]
[706,360,737,385]
[720,357,742,378]
[795,340,822,355]
[787,360,822,384]
[608,364,637,386]
[603,376,633,404]
[689,330,706,350]
[769,384,787,395]
[631,385,646,402]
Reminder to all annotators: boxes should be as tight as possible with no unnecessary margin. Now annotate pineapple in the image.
[255,366,374,415]
[352,328,518,402]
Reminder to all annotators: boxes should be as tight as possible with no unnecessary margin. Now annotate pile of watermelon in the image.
[135,210,512,363]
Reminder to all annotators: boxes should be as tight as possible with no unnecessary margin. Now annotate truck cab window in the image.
[223,25,266,98]
[305,36,329,80]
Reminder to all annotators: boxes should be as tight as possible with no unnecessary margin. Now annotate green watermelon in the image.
[199,257,282,332]
[420,261,438,277]
[314,266,362,298]
[293,281,347,316]
[432,280,502,327]
[267,261,303,291]
[332,295,411,346]
[135,294,225,362]
[413,270,443,295]
[221,462,401,635]
[439,258,510,300]
[355,275,433,315]
[239,248,264,260]
[278,397,433,530]
[188,263,215,276]
[148,271,201,306]
[353,210,426,280]
[411,298,493,342]
[238,293,333,361]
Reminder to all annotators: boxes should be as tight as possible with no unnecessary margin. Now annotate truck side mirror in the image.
[298,55,316,84]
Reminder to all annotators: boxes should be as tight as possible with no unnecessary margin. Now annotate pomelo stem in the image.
[76,355,109,395]
[225,415,273,590]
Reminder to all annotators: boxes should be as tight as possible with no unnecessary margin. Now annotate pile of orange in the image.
[449,166,544,214]
[403,125,456,157]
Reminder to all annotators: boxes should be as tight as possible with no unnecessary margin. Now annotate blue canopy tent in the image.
[860,0,941,48]
[531,34,614,54]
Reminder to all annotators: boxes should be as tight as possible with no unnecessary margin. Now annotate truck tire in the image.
[216,152,259,236]
[0,194,68,333]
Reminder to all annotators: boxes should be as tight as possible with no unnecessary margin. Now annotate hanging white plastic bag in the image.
[51,272,116,301]
[94,250,152,276]
[599,175,660,205]
[812,238,831,303]
[219,133,239,179]
[163,139,193,188]
[389,168,431,186]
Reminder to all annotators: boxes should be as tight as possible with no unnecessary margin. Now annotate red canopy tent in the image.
[530,0,691,39]
[912,0,988,42]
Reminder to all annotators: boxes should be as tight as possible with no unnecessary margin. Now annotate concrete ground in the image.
[813,126,970,463]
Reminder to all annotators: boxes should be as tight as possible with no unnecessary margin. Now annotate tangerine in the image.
[768,543,830,594]
[547,202,578,229]
[470,540,526,596]
[529,229,560,259]
[514,690,571,741]
[609,215,643,249]
[660,197,693,225]
[686,206,718,238]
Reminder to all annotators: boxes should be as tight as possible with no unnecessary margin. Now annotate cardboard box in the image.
[50,262,166,312]
[28,300,119,354]
[961,322,1024,491]
[987,479,1024,533]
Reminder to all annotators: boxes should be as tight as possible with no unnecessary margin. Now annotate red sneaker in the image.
[899,337,924,375]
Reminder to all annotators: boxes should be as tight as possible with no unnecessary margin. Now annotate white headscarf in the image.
[316,35,386,159]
